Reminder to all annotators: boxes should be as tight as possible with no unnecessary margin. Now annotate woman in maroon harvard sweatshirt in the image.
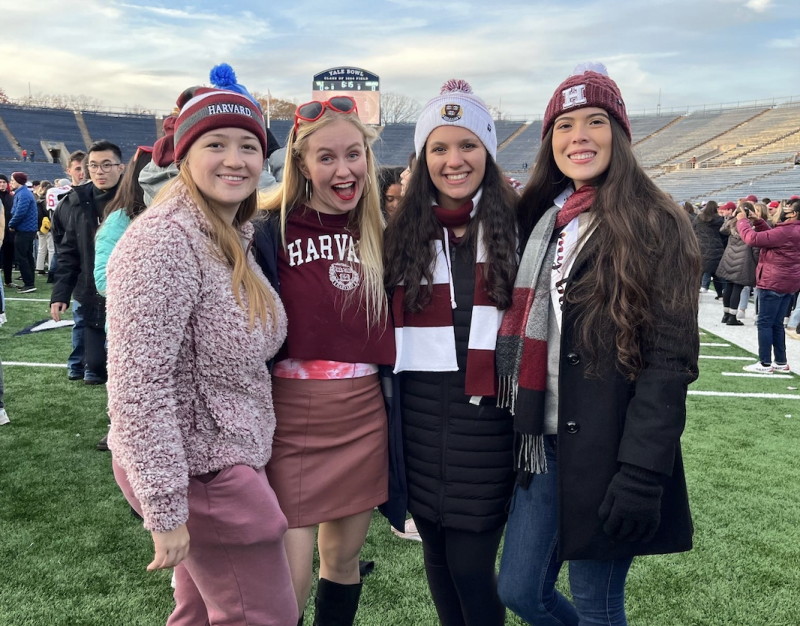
[258,97,394,626]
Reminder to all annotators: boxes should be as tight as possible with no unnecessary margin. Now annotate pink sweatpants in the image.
[113,461,298,626]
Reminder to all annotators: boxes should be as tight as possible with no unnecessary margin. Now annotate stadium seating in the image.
[495,121,526,146]
[630,115,681,144]
[496,122,543,172]
[373,124,416,167]
[634,107,768,169]
[0,162,66,182]
[81,112,158,162]
[0,104,86,159]
[268,120,293,150]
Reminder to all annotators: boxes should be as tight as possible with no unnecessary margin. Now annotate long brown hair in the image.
[384,149,518,311]
[519,119,701,379]
[104,149,153,220]
[696,200,719,223]
[154,165,278,331]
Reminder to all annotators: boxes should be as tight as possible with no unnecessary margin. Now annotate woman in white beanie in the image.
[384,79,518,626]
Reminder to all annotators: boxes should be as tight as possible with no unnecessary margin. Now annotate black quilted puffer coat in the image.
[399,241,515,533]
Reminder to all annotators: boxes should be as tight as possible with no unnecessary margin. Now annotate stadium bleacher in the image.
[373,123,416,167]
[0,104,86,160]
[496,122,543,172]
[0,101,797,201]
[81,112,158,162]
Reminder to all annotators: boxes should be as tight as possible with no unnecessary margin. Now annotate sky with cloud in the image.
[3,0,798,119]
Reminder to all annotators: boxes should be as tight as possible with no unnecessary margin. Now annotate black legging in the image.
[723,282,745,311]
[413,516,505,626]
[2,231,15,284]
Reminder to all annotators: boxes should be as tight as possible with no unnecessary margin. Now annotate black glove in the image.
[598,463,663,543]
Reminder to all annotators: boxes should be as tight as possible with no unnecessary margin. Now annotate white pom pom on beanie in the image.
[414,79,497,160]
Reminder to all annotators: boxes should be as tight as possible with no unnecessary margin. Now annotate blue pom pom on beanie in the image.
[210,63,261,110]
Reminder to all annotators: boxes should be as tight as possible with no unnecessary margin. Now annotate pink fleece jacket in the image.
[105,187,287,533]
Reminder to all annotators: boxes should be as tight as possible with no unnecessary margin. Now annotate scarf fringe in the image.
[516,433,548,475]
[496,375,519,414]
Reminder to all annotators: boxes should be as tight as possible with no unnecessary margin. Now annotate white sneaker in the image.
[0,312,6,326]
[772,362,791,373]
[391,518,422,542]
[699,287,709,294]
[743,362,773,374]
[786,328,800,341]
[736,309,746,319]
[0,408,9,425]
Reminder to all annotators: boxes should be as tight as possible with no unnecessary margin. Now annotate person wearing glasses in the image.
[50,140,125,403]
[383,79,518,626]
[105,86,297,626]
[257,96,394,626]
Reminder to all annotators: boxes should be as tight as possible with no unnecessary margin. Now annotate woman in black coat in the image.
[496,63,700,626]
[384,79,519,626]
[693,200,728,298]
[0,175,15,287]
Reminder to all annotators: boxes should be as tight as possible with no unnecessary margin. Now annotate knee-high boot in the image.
[313,578,362,626]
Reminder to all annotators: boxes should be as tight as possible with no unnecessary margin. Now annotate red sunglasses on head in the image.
[294,96,358,132]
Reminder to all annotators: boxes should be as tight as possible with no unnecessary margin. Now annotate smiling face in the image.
[551,107,613,190]
[425,125,486,210]
[185,127,263,217]
[301,118,368,216]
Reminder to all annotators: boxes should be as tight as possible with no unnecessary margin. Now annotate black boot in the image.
[726,316,744,326]
[313,578,362,626]
[721,312,732,323]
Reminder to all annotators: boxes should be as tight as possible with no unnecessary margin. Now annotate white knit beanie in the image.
[414,79,497,160]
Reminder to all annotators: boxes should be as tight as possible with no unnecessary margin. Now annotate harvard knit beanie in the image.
[414,79,497,159]
[12,172,28,185]
[174,87,267,165]
[542,62,631,142]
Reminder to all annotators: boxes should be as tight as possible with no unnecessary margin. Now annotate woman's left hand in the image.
[147,524,190,571]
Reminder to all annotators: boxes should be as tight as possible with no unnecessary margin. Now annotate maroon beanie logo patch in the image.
[441,104,463,121]
[562,85,588,110]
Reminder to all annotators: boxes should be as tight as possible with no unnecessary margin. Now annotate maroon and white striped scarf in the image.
[496,185,596,474]
[393,190,503,400]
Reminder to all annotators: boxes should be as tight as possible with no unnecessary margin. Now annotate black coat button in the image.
[565,421,580,434]
[566,352,580,366]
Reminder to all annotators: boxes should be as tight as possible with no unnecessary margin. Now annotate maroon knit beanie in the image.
[542,62,631,142]
[174,87,267,165]
[152,115,177,167]
[11,172,28,185]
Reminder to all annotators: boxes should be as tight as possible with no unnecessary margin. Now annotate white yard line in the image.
[689,390,800,400]
[4,297,50,302]
[700,343,730,347]
[721,372,793,379]
[4,361,67,368]
[699,355,753,361]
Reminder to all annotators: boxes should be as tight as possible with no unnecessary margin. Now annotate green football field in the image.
[1,283,799,625]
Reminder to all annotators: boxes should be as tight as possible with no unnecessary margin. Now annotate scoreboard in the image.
[312,67,380,125]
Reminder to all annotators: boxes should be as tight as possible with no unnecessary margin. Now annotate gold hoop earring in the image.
[305,178,312,201]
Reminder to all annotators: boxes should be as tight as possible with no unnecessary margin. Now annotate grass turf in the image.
[1,284,799,625]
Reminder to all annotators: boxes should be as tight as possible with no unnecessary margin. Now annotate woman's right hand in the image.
[148,524,190,571]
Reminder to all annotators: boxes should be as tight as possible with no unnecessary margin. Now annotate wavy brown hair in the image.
[519,119,701,379]
[384,149,518,311]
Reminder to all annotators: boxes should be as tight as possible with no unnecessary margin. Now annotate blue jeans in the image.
[0,278,4,313]
[498,436,633,626]
[756,290,793,365]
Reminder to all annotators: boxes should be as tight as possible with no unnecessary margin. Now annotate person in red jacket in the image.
[737,200,800,373]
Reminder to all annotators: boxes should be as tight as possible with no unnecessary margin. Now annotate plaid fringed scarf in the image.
[496,185,596,476]
[393,192,504,400]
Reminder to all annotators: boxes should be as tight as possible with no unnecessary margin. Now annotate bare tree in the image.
[0,88,9,104]
[380,92,422,124]
[16,91,105,111]
[251,92,298,120]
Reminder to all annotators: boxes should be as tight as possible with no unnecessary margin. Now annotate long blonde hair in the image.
[260,111,388,328]
[154,165,278,330]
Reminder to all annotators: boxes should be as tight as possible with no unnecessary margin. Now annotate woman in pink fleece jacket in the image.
[105,86,298,626]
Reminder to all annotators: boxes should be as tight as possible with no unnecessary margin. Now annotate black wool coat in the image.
[549,233,699,561]
[400,242,515,534]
